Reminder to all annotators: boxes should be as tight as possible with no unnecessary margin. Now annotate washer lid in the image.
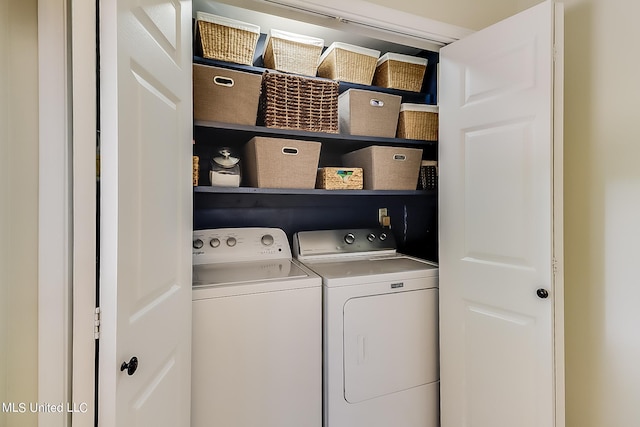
[193,259,309,287]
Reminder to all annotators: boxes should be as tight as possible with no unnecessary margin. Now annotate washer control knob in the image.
[367,233,376,242]
[209,238,221,248]
[193,239,204,249]
[261,234,274,246]
[226,237,237,247]
[344,233,356,244]
[379,233,388,241]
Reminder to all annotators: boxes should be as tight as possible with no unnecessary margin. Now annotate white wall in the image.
[562,0,640,425]
[0,0,40,426]
[0,0,8,423]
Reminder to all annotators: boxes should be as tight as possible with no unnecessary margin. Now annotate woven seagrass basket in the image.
[263,29,324,77]
[193,156,200,186]
[317,42,380,85]
[316,167,364,190]
[259,71,339,134]
[373,53,428,93]
[396,104,439,141]
[196,12,260,66]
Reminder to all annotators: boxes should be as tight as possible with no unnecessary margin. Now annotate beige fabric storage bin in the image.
[397,103,439,141]
[317,42,380,85]
[195,12,260,65]
[244,137,322,189]
[342,145,423,190]
[259,70,339,134]
[262,29,324,76]
[316,167,363,190]
[373,53,428,93]
[193,64,262,125]
[338,89,401,138]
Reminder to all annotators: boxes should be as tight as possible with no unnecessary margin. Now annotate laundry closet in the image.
[191,0,441,261]
[97,1,564,426]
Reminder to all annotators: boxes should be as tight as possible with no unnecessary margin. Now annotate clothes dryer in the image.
[294,228,439,427]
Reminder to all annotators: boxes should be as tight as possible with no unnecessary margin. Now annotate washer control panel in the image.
[193,228,291,265]
[294,228,397,258]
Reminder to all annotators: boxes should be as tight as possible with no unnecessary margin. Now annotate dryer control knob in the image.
[226,237,237,247]
[209,238,221,248]
[261,234,274,246]
[193,239,204,249]
[367,233,376,242]
[344,233,356,244]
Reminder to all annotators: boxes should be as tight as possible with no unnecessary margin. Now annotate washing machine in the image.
[293,228,439,427]
[191,227,322,427]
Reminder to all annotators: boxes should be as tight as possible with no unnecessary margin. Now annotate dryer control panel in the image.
[294,228,397,259]
[192,227,291,265]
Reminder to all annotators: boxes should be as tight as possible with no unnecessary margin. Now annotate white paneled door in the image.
[439,2,563,427]
[98,0,193,425]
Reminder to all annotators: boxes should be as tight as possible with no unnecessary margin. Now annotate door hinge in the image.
[552,257,559,276]
[94,307,101,340]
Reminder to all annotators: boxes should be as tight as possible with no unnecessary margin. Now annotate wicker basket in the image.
[195,12,260,65]
[373,53,428,93]
[317,42,380,85]
[259,70,339,134]
[316,167,364,190]
[193,156,200,186]
[396,104,439,141]
[262,29,324,76]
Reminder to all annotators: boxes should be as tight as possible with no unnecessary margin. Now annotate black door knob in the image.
[536,288,549,299]
[120,356,139,376]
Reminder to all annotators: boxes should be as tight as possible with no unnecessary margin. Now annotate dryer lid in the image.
[302,255,438,286]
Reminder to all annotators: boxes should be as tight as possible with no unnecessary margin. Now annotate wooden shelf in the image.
[194,120,437,149]
[194,186,435,196]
